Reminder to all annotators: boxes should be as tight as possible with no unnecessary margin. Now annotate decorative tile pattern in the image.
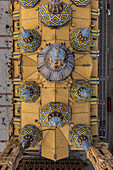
[70,29,92,51]
[39,2,72,26]
[70,81,93,103]
[20,0,39,7]
[70,125,92,148]
[18,29,41,52]
[18,81,40,102]
[71,0,90,6]
[19,125,42,148]
[40,103,71,127]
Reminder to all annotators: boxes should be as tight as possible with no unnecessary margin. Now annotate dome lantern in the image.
[48,0,63,14]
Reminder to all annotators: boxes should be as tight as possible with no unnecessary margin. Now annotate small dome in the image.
[19,124,42,148]
[70,81,93,102]
[71,0,90,6]
[40,102,71,127]
[39,2,72,27]
[70,28,92,51]
[20,0,39,7]
[70,125,92,150]
[18,81,40,102]
[37,43,74,81]
[18,29,41,52]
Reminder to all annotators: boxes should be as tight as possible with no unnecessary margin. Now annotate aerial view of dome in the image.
[40,102,71,127]
[19,125,42,148]
[37,43,74,81]
[18,28,41,52]
[39,0,72,26]
[70,125,92,150]
[1,0,111,168]
[70,81,94,102]
[71,0,90,6]
[18,81,40,102]
[20,0,39,7]
[70,28,92,51]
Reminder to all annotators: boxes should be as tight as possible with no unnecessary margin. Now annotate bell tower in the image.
[86,138,113,170]
[0,137,23,170]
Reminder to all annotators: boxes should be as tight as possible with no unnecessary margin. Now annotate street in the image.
[99,0,113,149]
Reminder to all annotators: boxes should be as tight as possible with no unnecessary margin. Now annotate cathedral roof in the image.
[18,81,40,102]
[39,2,72,27]
[70,125,92,150]
[18,29,41,52]
[19,124,42,148]
[71,0,90,6]
[70,28,92,51]
[39,102,71,127]
[42,128,69,161]
[37,43,74,81]
[70,81,93,103]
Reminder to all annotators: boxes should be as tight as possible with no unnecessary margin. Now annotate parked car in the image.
[107,3,110,16]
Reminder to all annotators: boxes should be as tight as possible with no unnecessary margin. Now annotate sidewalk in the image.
[0,1,12,152]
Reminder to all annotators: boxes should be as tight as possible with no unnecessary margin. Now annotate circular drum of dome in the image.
[19,124,42,148]
[37,43,74,81]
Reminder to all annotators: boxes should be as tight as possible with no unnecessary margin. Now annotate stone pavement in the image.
[0,0,12,153]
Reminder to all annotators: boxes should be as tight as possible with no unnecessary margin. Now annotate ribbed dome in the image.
[70,125,92,150]
[18,81,40,102]
[19,125,42,148]
[37,43,74,81]
[70,81,93,103]
[70,28,92,51]
[18,29,41,52]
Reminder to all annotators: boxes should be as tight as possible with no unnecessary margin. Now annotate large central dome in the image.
[37,43,74,81]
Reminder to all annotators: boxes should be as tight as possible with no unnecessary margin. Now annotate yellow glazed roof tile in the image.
[42,128,69,161]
